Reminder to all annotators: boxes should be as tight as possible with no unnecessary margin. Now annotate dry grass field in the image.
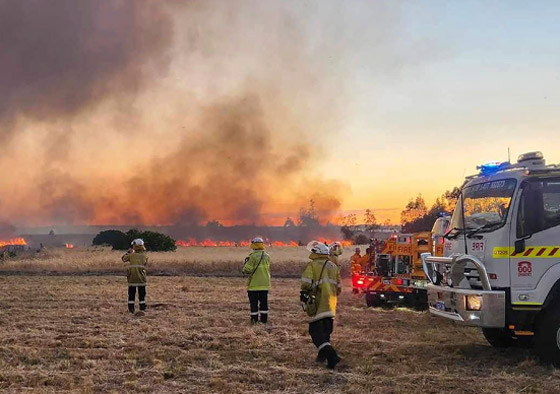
[1,273,560,393]
[0,246,340,277]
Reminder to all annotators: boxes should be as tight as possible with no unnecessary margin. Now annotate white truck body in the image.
[422,152,560,363]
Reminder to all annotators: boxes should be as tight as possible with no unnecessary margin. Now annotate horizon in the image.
[1,1,559,228]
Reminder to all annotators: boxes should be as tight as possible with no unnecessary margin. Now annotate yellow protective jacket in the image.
[122,251,148,286]
[301,256,342,322]
[242,250,271,291]
[351,253,362,274]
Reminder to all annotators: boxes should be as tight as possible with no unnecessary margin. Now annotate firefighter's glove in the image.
[300,291,310,303]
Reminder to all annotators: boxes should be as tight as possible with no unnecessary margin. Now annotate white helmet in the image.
[251,237,264,244]
[329,241,342,256]
[306,240,329,255]
[131,238,145,246]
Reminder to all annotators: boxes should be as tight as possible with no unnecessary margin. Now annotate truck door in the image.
[511,177,560,304]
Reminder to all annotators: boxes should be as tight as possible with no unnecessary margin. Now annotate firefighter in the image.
[300,241,342,369]
[357,247,371,272]
[351,247,362,274]
[242,237,271,324]
[328,241,343,268]
[122,238,148,314]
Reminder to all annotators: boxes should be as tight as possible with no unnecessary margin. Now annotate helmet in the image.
[131,239,145,246]
[251,236,265,250]
[306,240,329,255]
[329,241,343,256]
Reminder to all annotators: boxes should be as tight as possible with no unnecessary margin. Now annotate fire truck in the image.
[421,152,560,365]
[353,219,448,309]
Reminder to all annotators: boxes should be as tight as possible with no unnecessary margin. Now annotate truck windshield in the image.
[450,179,517,232]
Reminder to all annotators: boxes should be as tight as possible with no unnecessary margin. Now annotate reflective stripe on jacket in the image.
[242,250,271,291]
[122,252,148,286]
[301,258,342,322]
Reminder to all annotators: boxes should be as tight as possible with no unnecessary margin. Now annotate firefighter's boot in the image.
[316,347,327,363]
[325,346,341,370]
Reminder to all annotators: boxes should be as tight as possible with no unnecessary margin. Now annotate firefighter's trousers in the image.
[309,317,339,366]
[247,290,268,323]
[128,285,146,313]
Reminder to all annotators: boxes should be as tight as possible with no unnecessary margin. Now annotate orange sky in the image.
[1,1,559,227]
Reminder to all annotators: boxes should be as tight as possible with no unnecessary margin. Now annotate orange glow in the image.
[0,237,27,248]
[175,238,350,247]
[65,243,74,249]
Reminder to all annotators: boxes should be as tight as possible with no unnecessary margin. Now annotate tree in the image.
[340,213,358,240]
[400,188,460,233]
[93,230,130,250]
[364,209,378,238]
[297,199,320,227]
[92,229,176,252]
[283,217,296,227]
[400,194,428,225]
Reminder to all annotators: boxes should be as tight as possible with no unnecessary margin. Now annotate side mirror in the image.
[514,239,526,254]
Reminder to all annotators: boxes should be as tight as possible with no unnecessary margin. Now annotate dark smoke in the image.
[0,1,349,227]
[0,0,173,131]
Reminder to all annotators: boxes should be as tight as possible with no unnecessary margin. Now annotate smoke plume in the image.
[0,0,399,227]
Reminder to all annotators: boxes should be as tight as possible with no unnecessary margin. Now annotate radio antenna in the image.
[508,147,511,163]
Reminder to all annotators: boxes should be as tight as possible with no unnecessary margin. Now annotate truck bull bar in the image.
[420,253,492,291]
[420,253,505,327]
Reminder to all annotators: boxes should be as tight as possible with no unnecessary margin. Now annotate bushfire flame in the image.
[175,239,351,247]
[0,237,27,248]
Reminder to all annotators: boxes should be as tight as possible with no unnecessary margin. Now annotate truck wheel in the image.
[482,328,515,348]
[534,306,560,366]
[365,293,380,308]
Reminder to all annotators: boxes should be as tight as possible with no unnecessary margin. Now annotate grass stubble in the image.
[0,248,559,393]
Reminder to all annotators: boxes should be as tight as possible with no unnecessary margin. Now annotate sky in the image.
[1,0,559,228]
[323,0,560,222]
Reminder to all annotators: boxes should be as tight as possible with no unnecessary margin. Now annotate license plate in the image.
[436,301,446,311]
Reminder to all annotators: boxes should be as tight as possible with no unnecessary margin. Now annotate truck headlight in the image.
[466,295,482,311]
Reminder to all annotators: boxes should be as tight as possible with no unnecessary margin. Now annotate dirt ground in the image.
[1,276,559,394]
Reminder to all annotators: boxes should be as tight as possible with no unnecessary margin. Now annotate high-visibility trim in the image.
[301,277,313,284]
[317,278,339,286]
[139,301,146,304]
[259,310,268,314]
[514,331,534,336]
[493,246,560,259]
[511,302,543,306]
[128,301,135,304]
[128,283,147,287]
[127,265,146,269]
[250,312,259,316]
[318,342,331,351]
[310,311,335,322]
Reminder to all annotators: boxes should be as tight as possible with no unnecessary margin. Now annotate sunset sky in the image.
[319,0,560,222]
[1,1,559,227]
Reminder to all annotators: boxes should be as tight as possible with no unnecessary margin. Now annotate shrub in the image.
[92,229,176,252]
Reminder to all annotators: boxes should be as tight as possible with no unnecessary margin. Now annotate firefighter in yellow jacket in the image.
[328,241,343,268]
[122,238,148,313]
[300,241,342,369]
[242,237,271,324]
[351,247,362,274]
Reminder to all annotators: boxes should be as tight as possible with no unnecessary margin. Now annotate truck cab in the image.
[422,152,560,365]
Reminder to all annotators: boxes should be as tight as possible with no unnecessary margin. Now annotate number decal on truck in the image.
[518,261,532,277]
[471,241,485,252]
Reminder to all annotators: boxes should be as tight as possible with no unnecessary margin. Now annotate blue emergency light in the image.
[477,161,509,175]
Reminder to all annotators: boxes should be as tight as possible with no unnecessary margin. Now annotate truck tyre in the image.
[365,293,380,308]
[534,306,560,366]
[482,328,515,348]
